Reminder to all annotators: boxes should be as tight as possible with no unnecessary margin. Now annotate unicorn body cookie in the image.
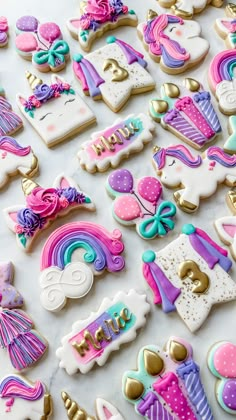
[67,0,137,51]
[15,15,70,72]
[137,12,209,74]
[0,17,8,47]
[153,144,236,213]
[73,36,155,112]
[157,0,223,19]
[39,221,125,312]
[3,174,95,252]
[149,79,221,150]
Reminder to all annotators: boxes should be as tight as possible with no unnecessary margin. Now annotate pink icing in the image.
[0,17,8,32]
[15,32,38,52]
[26,187,61,217]
[103,406,112,419]
[222,224,236,238]
[114,195,142,221]
[38,22,61,42]
[221,20,236,33]
[214,343,236,378]
[85,0,112,23]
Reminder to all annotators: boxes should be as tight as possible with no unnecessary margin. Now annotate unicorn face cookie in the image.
[137,11,209,74]
[0,17,8,47]
[3,174,95,252]
[152,144,236,213]
[16,73,96,147]
[215,17,236,49]
[0,95,23,137]
[142,223,236,332]
[39,221,125,312]
[209,49,236,115]
[157,0,223,18]
[215,190,236,260]
[0,136,38,189]
[106,168,176,239]
[208,341,236,415]
[56,289,150,375]
[15,15,70,72]
[123,337,213,419]
[149,79,221,150]
[72,36,155,112]
[67,0,137,52]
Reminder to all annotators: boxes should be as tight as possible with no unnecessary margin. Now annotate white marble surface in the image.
[0,0,235,419]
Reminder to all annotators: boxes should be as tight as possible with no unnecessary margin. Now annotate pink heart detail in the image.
[214,343,236,378]
[137,177,162,203]
[210,161,216,167]
[114,196,141,221]
[2,151,7,159]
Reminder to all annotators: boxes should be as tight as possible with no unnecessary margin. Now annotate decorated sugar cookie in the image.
[0,17,8,47]
[0,374,52,419]
[15,15,70,72]
[123,337,213,420]
[209,49,236,115]
[0,261,47,370]
[224,116,236,153]
[106,169,176,239]
[78,114,155,173]
[0,136,38,189]
[215,190,236,260]
[67,0,137,52]
[16,72,96,147]
[215,17,236,49]
[72,36,155,112]
[137,11,209,74]
[208,341,236,415]
[39,221,125,312]
[0,95,23,137]
[56,289,150,375]
[62,392,124,420]
[157,0,223,19]
[152,144,236,213]
[3,173,95,252]
[149,79,221,150]
[142,224,236,332]
[226,3,236,17]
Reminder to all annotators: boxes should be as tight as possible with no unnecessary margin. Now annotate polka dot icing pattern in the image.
[149,79,221,150]
[15,15,70,72]
[208,341,236,414]
[0,17,8,47]
[106,168,176,239]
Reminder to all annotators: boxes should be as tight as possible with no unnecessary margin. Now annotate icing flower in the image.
[17,208,45,236]
[14,224,25,234]
[0,16,8,32]
[122,5,128,13]
[79,14,91,30]
[86,0,112,23]
[110,0,125,14]
[26,187,61,217]
[34,84,54,102]
[59,196,69,208]
[59,187,79,203]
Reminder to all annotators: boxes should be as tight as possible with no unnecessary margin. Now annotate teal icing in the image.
[85,197,91,203]
[142,250,156,263]
[182,224,196,235]
[129,10,136,14]
[139,201,176,239]
[106,36,116,44]
[73,53,84,63]
[64,241,96,265]
[18,233,26,248]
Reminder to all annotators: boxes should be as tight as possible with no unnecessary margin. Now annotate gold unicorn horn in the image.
[147,9,158,20]
[61,391,96,420]
[25,70,43,90]
[21,177,39,196]
[153,146,161,153]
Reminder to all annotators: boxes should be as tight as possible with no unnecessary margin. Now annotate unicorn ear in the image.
[3,206,25,232]
[16,94,27,108]
[51,74,65,85]
[215,216,236,243]
[96,398,124,420]
[53,173,79,189]
[217,18,234,33]
[67,17,81,37]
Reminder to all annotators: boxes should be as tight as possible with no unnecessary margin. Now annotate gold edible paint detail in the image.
[147,9,158,20]
[178,260,210,294]
[125,378,144,400]
[103,58,128,82]
[169,340,188,362]
[228,190,236,213]
[151,99,168,114]
[226,3,236,17]
[163,83,180,98]
[25,70,43,90]
[61,391,95,420]
[41,394,53,420]
[104,318,120,333]
[72,339,90,357]
[144,349,164,376]
[184,78,200,92]
[95,326,111,343]
[21,177,39,196]
[153,145,161,153]
[171,5,193,18]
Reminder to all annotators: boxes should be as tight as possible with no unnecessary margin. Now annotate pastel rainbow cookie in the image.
[208,49,236,115]
[208,341,236,415]
[39,221,125,311]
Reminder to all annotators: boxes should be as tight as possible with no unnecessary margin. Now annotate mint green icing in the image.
[64,241,96,265]
[129,10,135,14]
[85,197,91,203]
[18,233,26,248]
[107,301,136,331]
[142,250,156,263]
[73,53,84,63]
[106,36,116,44]
[182,224,196,235]
[224,116,236,152]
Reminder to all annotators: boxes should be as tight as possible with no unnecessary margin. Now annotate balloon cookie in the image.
[209,49,236,116]
[0,261,47,371]
[0,95,23,137]
[0,374,52,419]
[56,289,150,375]
[72,36,155,112]
[215,17,236,49]
[15,15,70,72]
[16,72,96,148]
[152,144,236,213]
[78,114,155,173]
[39,221,125,312]
[137,11,209,74]
[0,17,8,47]
[3,173,95,252]
[142,223,236,332]
[123,337,213,420]
[215,190,236,260]
[106,169,176,239]
[62,392,124,420]
[157,0,223,19]
[149,79,221,150]
[208,341,236,415]
[67,0,137,52]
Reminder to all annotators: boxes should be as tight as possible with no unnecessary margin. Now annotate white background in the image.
[0,0,235,419]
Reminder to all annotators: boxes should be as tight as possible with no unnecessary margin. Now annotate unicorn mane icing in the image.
[0,97,22,136]
[153,144,202,170]
[0,136,31,156]
[0,375,44,400]
[207,147,236,167]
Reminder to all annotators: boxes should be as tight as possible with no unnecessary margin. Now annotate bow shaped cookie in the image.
[34,40,70,68]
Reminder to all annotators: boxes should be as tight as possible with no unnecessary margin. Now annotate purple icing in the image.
[17,208,45,236]
[108,169,133,193]
[0,32,7,43]
[16,15,38,32]
[137,391,174,419]
[80,58,104,97]
[58,187,79,203]
[110,0,124,14]
[33,84,54,102]
[193,91,211,102]
[223,380,236,410]
[164,109,179,122]
[115,39,147,66]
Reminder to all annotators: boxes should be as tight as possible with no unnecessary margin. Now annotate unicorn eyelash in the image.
[169,160,176,166]
[169,27,176,32]
[40,113,52,121]
[64,99,75,105]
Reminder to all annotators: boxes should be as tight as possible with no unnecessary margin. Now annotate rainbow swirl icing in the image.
[209,49,236,91]
[40,221,125,272]
[0,374,44,401]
